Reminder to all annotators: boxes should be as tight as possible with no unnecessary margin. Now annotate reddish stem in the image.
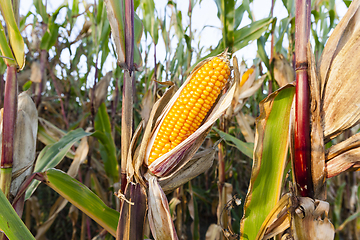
[294,0,314,198]
[1,65,17,168]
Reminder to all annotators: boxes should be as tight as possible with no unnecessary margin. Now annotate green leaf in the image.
[240,85,295,240]
[257,36,270,71]
[233,17,274,52]
[193,17,273,70]
[25,129,93,200]
[94,103,119,182]
[33,0,49,23]
[0,0,25,68]
[213,128,254,159]
[39,3,66,51]
[42,168,119,236]
[0,23,16,66]
[0,189,35,239]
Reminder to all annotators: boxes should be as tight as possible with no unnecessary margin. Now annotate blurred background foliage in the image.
[1,0,358,239]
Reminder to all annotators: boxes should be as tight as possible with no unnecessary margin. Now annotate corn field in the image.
[0,0,360,239]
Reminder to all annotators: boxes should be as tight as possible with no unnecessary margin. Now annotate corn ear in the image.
[147,55,230,165]
[144,51,235,177]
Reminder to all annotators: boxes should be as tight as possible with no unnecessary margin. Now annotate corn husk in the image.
[147,175,178,240]
[158,148,215,194]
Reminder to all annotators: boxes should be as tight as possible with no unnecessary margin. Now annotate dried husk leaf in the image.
[90,71,112,109]
[320,0,360,141]
[145,52,235,177]
[205,224,222,240]
[308,45,326,200]
[158,148,215,193]
[134,86,175,184]
[30,61,42,83]
[147,175,178,240]
[126,121,143,181]
[291,197,334,240]
[140,86,155,124]
[233,75,266,115]
[273,53,295,88]
[235,112,255,143]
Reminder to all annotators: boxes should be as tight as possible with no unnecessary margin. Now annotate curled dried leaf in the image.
[291,197,334,240]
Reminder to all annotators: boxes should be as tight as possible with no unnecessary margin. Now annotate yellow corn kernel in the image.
[240,68,254,87]
[148,56,229,165]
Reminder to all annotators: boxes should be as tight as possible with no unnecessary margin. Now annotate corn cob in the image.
[148,56,230,165]
[240,68,254,87]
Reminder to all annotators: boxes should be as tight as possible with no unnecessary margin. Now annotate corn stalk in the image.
[293,0,314,198]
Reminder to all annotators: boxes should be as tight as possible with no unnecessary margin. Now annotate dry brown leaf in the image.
[104,0,126,68]
[291,197,334,240]
[235,112,255,143]
[273,53,295,87]
[318,0,360,96]
[320,0,360,141]
[90,71,113,109]
[308,45,326,200]
[30,61,42,83]
[205,224,222,240]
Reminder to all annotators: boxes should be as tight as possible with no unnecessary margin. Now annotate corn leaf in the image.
[0,188,35,239]
[0,23,16,66]
[94,103,119,182]
[0,0,25,69]
[193,17,273,68]
[213,128,254,159]
[25,129,93,200]
[240,85,295,240]
[40,168,119,237]
[33,0,49,24]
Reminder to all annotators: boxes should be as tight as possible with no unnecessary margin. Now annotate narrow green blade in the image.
[213,128,254,159]
[25,129,93,200]
[42,168,119,236]
[0,189,35,239]
[0,0,25,68]
[240,85,295,240]
[94,103,119,182]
